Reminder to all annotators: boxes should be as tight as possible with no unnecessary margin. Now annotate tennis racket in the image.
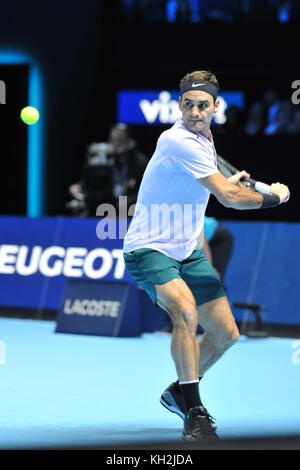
[217,154,271,195]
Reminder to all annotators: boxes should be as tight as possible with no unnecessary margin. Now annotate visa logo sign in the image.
[118,90,181,125]
[140,91,181,124]
[118,90,244,125]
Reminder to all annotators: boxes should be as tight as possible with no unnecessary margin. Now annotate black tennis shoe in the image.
[160,381,185,419]
[160,381,217,430]
[182,405,220,441]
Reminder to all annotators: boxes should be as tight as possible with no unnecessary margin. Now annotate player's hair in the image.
[179,70,220,91]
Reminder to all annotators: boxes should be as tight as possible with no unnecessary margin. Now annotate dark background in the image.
[0,0,299,221]
[0,65,28,214]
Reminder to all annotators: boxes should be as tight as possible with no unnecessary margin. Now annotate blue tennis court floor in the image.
[0,317,299,449]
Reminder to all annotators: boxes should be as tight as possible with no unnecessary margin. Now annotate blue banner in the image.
[222,220,300,326]
[117,89,244,125]
[56,279,142,337]
[0,216,299,328]
[0,216,133,310]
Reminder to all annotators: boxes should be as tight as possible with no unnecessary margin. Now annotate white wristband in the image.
[255,181,271,194]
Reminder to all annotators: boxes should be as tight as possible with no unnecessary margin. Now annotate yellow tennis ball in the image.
[20,106,39,125]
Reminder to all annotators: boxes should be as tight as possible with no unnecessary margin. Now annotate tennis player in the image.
[123,70,290,441]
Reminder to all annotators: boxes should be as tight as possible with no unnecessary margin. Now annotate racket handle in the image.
[240,177,270,194]
[254,181,271,194]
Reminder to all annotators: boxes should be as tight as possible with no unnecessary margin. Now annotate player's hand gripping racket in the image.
[217,154,271,194]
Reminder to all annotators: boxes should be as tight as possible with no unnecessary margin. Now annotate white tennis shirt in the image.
[123,118,219,261]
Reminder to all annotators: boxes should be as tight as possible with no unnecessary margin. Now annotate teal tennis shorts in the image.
[123,248,226,306]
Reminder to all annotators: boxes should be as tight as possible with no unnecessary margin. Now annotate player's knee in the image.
[217,325,240,352]
[230,326,240,345]
[171,301,198,334]
[183,309,198,333]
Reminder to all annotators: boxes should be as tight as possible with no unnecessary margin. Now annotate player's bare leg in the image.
[196,296,240,375]
[156,279,219,440]
[159,293,239,434]
[155,278,199,382]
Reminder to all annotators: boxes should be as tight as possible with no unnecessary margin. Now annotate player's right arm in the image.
[198,172,290,210]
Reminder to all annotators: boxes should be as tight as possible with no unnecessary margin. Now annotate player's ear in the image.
[213,98,220,114]
[178,96,182,110]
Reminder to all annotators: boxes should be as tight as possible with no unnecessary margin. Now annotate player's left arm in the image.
[198,171,264,209]
[198,171,290,209]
